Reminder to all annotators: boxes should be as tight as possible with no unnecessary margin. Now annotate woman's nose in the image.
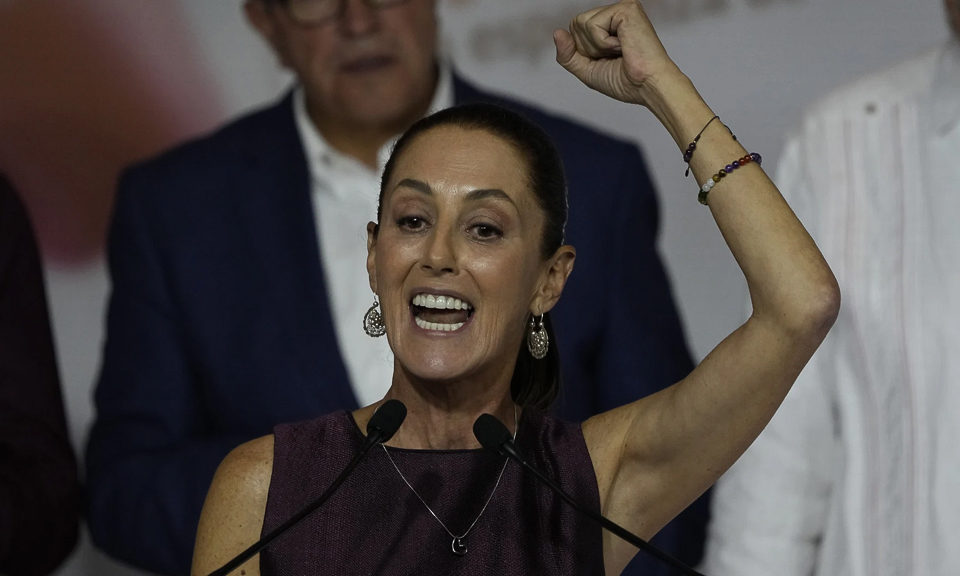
[420,226,458,275]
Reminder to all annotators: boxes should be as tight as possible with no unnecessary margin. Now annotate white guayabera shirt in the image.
[703,39,960,576]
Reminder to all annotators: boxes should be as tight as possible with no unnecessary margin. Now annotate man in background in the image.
[0,174,80,576]
[86,1,699,574]
[703,0,960,574]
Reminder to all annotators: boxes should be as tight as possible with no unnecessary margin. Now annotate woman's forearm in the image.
[645,69,839,338]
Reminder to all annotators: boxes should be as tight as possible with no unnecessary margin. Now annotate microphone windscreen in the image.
[367,399,406,442]
[473,413,512,452]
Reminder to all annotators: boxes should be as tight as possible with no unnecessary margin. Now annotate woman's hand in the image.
[554,0,681,108]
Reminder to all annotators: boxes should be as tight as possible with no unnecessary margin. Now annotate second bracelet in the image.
[697,152,762,206]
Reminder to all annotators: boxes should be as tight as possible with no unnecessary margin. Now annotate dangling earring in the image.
[363,297,386,337]
[526,314,549,359]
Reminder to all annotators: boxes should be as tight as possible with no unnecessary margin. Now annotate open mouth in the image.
[411,293,473,332]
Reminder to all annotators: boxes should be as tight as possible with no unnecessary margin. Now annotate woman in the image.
[192,2,839,574]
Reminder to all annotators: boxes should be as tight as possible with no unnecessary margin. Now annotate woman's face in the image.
[367,125,572,386]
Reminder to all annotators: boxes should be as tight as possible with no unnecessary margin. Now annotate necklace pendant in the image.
[451,537,468,556]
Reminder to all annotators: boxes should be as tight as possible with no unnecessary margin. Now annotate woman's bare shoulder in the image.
[218,435,275,487]
[192,435,275,576]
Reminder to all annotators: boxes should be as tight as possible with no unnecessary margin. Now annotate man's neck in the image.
[310,118,398,170]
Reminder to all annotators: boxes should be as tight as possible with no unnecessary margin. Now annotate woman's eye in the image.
[470,223,503,240]
[397,216,426,231]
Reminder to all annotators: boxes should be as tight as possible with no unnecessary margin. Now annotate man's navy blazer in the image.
[87,76,698,575]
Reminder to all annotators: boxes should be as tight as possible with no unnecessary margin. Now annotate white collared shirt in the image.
[293,64,453,407]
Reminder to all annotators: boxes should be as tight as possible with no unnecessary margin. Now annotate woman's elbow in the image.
[754,268,841,342]
[807,276,841,335]
[785,272,841,342]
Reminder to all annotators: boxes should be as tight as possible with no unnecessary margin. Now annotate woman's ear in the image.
[366,221,380,292]
[532,245,576,314]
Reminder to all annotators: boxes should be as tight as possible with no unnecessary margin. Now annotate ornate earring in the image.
[363,297,386,338]
[526,314,549,359]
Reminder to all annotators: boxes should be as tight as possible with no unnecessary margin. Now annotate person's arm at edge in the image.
[0,178,81,576]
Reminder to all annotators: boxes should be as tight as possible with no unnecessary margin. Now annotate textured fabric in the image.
[261,409,604,575]
[0,175,80,576]
[86,73,698,575]
[703,40,960,576]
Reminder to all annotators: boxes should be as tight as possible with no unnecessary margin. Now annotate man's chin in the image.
[341,97,430,132]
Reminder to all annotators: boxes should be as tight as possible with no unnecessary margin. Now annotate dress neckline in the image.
[343,408,527,455]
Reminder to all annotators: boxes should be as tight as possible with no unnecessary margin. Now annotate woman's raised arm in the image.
[560,2,840,573]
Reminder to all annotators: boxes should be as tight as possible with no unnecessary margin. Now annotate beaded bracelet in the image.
[697,152,762,206]
[683,115,736,176]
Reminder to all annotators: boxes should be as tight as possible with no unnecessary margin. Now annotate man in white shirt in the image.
[86,1,699,574]
[702,1,960,574]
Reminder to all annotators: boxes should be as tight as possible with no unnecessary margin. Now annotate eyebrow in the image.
[395,178,517,206]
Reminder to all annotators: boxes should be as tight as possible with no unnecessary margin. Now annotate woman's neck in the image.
[355,376,519,450]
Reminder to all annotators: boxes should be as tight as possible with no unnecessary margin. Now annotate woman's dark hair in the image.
[378,103,568,409]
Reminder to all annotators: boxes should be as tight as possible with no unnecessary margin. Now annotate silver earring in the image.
[363,298,386,337]
[526,314,549,359]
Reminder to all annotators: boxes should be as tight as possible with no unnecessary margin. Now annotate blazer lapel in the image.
[237,93,358,411]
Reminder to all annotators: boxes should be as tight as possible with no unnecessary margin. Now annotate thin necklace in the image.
[381,405,519,557]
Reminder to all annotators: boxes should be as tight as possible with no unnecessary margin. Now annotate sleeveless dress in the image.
[260,408,605,575]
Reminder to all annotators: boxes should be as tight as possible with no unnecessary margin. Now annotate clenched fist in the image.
[554,0,683,108]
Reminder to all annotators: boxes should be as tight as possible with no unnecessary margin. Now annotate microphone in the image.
[208,400,407,576]
[364,399,407,446]
[473,413,706,576]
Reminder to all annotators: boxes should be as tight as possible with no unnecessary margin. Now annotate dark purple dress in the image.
[261,408,605,575]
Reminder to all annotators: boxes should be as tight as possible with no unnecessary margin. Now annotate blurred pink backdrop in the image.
[0,0,223,263]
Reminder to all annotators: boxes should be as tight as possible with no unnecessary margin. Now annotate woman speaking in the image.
[191,1,840,574]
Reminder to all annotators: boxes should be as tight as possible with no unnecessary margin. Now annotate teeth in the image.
[414,317,466,332]
[412,293,472,311]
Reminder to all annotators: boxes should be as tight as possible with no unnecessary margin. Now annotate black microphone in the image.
[208,400,407,576]
[473,413,706,576]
